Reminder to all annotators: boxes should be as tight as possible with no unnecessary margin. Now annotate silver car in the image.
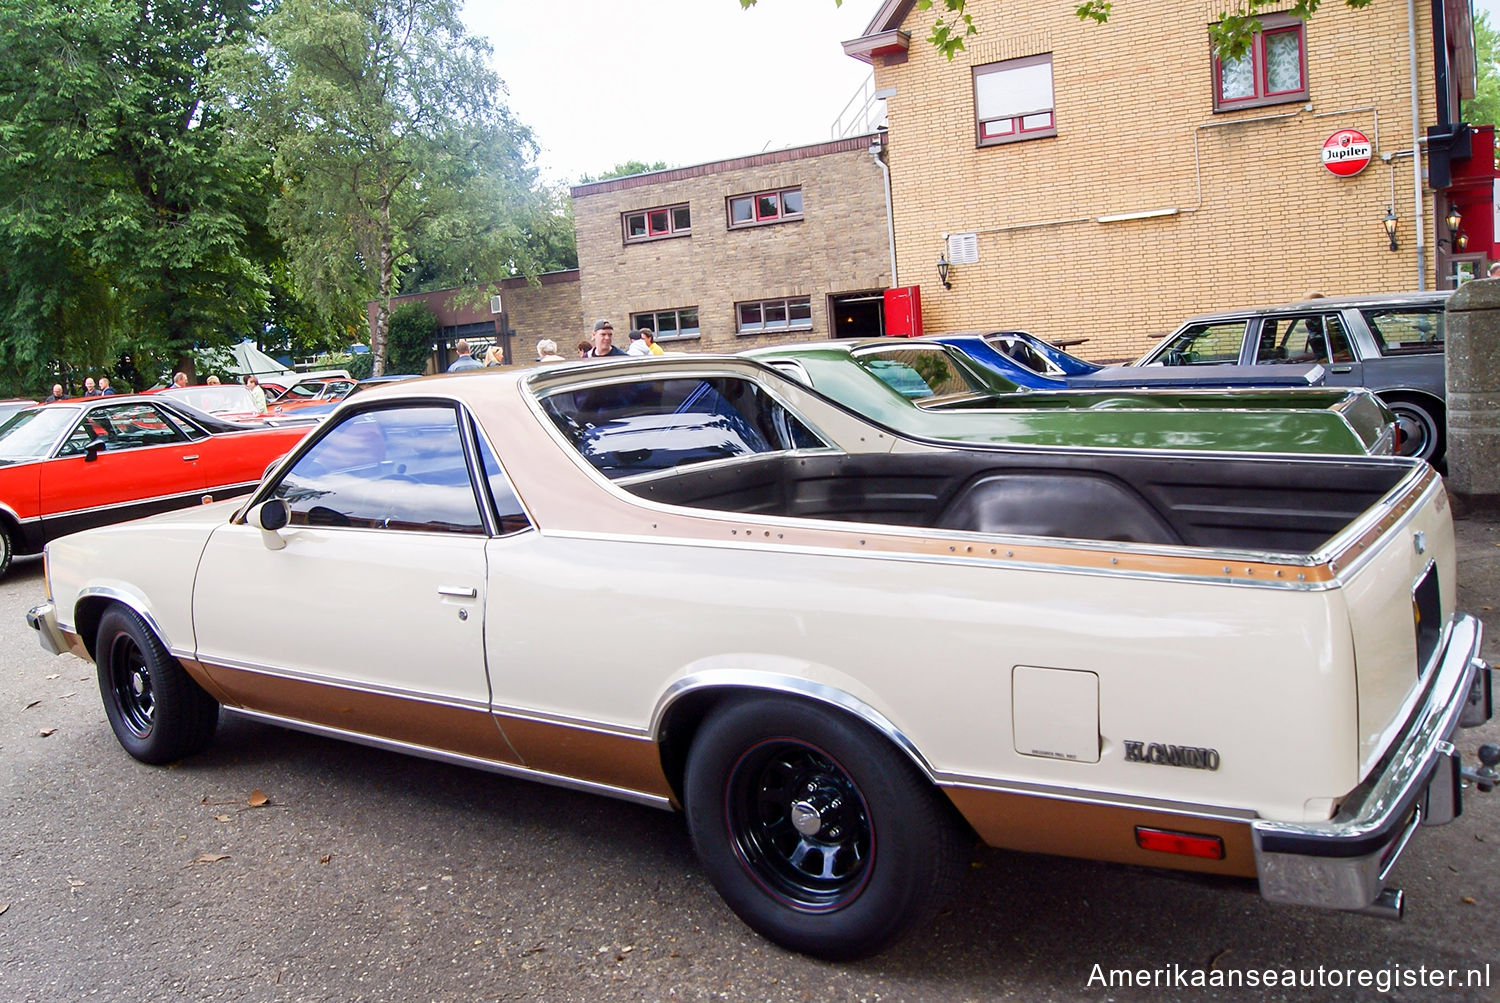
[1138,291,1449,461]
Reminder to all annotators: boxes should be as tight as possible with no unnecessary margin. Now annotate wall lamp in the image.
[937,254,952,290]
[1382,208,1399,252]
[1443,203,1467,252]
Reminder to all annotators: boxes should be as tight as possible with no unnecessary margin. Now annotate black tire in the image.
[96,605,218,764]
[0,523,12,579]
[683,695,969,960]
[1386,397,1444,463]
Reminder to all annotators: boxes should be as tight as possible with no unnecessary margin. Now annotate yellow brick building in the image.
[845,0,1480,361]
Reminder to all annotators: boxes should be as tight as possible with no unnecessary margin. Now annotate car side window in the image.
[1256,314,1351,364]
[1362,307,1445,355]
[58,403,187,456]
[1154,322,1246,365]
[271,406,485,534]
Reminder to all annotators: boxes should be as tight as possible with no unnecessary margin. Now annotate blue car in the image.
[934,331,1326,392]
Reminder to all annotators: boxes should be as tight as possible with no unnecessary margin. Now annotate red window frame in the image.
[727,187,804,229]
[623,203,691,244]
[1212,16,1307,112]
[973,53,1055,149]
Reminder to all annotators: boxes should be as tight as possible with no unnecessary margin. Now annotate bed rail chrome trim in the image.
[222,707,673,810]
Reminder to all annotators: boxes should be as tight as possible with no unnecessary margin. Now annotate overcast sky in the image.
[461,0,885,186]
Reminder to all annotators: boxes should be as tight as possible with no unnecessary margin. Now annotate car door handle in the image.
[437,586,477,598]
[182,454,199,461]
[1330,366,1353,373]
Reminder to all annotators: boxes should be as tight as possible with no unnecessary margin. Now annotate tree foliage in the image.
[578,160,671,183]
[219,0,555,376]
[738,0,1371,62]
[0,0,270,393]
[384,301,440,375]
[1464,12,1499,130]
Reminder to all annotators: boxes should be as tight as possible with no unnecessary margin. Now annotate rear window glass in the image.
[540,377,825,478]
[1362,307,1444,355]
[855,349,981,398]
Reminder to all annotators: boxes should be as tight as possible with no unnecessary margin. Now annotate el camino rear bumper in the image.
[1252,613,1491,912]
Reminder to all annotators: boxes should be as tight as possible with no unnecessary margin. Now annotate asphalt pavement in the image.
[1,513,1498,1003]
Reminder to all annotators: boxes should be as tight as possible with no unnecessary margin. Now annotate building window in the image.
[623,204,691,243]
[727,187,804,228]
[974,54,1054,147]
[631,307,700,341]
[1213,15,1307,111]
[736,297,813,335]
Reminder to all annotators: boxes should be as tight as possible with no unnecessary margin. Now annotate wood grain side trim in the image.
[197,662,520,765]
[944,785,1258,878]
[495,714,676,803]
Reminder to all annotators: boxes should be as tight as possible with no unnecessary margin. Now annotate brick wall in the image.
[570,138,893,353]
[370,271,583,368]
[871,0,1445,361]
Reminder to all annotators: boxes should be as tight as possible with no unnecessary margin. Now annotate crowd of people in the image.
[40,370,269,414]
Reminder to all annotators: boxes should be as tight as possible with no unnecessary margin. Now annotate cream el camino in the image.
[28,355,1496,959]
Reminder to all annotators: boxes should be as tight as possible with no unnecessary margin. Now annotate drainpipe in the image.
[870,131,897,287]
[1409,0,1428,290]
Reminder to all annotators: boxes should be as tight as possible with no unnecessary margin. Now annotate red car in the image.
[0,395,310,577]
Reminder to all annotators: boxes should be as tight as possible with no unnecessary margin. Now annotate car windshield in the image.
[160,385,258,414]
[0,407,77,461]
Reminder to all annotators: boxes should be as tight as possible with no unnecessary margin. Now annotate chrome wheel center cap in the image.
[131,672,146,697]
[790,801,822,836]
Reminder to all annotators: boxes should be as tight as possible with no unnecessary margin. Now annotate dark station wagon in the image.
[1136,291,1449,462]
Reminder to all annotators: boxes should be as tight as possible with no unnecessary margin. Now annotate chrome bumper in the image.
[1252,614,1490,911]
[27,602,67,657]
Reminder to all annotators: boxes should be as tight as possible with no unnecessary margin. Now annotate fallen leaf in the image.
[193,853,229,865]
[67,879,85,889]
[1462,896,1477,904]
[23,700,39,710]
[248,790,269,807]
[319,854,332,864]
[59,692,75,699]
[0,902,9,916]
[45,674,59,680]
[37,728,56,738]
[214,814,231,823]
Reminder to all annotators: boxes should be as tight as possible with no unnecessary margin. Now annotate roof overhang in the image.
[842,28,911,65]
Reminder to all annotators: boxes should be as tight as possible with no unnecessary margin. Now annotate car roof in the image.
[1181,290,1450,324]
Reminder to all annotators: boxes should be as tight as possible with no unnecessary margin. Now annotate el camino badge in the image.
[1123,741,1220,771]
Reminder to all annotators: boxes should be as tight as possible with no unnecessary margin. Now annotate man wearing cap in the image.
[584,319,627,358]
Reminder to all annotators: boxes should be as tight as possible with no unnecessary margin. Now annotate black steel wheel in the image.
[95,605,218,764]
[684,695,968,960]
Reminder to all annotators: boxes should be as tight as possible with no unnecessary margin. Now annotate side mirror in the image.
[250,498,290,550]
[84,436,108,462]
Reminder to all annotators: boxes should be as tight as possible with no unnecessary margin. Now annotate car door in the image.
[190,403,517,765]
[36,400,209,539]
[1252,312,1363,389]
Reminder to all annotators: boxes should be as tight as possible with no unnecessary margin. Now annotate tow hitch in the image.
[1463,744,1500,793]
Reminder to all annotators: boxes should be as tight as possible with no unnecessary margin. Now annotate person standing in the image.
[640,328,664,355]
[171,372,189,388]
[98,378,116,395]
[535,339,566,364]
[44,383,64,402]
[83,377,99,396]
[447,339,482,371]
[583,319,626,358]
[626,329,650,356]
[244,375,267,414]
[483,345,505,367]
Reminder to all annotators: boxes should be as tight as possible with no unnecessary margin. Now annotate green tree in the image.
[1464,12,1499,129]
[0,0,270,392]
[384,301,440,375]
[222,0,553,377]
[578,160,671,183]
[739,0,1371,61]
